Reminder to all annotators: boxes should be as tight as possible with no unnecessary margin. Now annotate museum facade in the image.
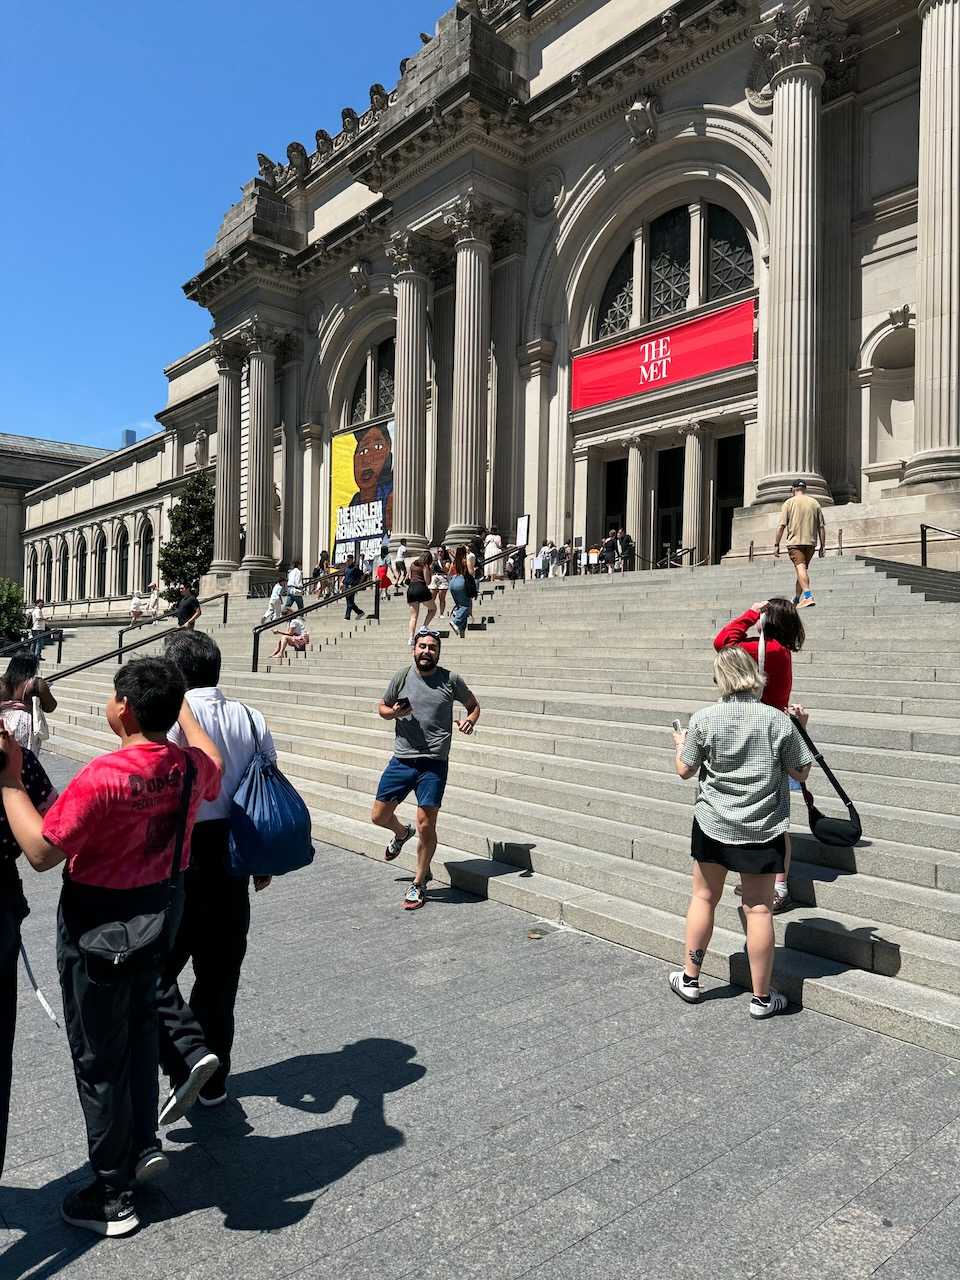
[22,0,960,613]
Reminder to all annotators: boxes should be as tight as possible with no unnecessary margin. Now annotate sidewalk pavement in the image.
[1,754,958,1280]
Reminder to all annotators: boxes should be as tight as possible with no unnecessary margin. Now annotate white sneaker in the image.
[669,970,701,1003]
[749,989,788,1019]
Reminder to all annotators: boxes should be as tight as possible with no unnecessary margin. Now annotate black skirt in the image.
[407,580,431,604]
[691,819,786,875]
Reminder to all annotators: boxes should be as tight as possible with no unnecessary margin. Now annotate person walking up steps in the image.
[670,648,813,1020]
[371,628,480,911]
[774,479,825,608]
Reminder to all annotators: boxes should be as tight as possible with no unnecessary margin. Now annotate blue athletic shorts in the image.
[376,756,449,809]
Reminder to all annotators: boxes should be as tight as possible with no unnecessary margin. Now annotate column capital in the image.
[518,337,557,381]
[755,2,848,85]
[213,339,244,374]
[627,432,655,453]
[238,316,282,358]
[444,193,493,247]
[384,230,436,277]
[680,419,711,440]
[300,421,325,448]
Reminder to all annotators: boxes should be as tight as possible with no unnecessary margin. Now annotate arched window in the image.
[348,336,396,427]
[76,535,88,600]
[94,532,107,597]
[28,550,38,603]
[116,527,129,597]
[140,522,154,589]
[593,202,754,338]
[596,246,634,339]
[42,547,53,602]
[58,544,69,602]
[707,204,754,301]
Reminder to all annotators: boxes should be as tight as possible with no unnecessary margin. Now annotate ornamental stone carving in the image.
[369,83,389,113]
[213,339,244,374]
[754,2,848,83]
[626,95,660,148]
[530,167,564,219]
[315,128,333,158]
[342,107,359,135]
[286,141,308,177]
[256,153,278,189]
[385,231,434,276]
[349,260,371,297]
[444,194,493,245]
[194,427,209,469]
[888,304,912,329]
[239,317,281,357]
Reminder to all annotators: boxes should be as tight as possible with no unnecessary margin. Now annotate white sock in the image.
[775,882,788,899]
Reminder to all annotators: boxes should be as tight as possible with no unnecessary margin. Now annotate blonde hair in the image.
[714,647,765,699]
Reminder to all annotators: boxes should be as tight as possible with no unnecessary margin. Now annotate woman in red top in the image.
[714,597,806,910]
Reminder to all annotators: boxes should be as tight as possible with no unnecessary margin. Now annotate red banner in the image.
[571,298,755,412]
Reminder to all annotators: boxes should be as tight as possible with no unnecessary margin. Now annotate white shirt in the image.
[287,617,305,637]
[147,591,160,611]
[287,567,304,591]
[168,686,277,823]
[397,543,407,560]
[268,582,283,605]
[131,594,143,611]
[29,606,45,631]
[484,534,502,557]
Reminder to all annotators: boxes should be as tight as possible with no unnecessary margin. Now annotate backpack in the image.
[228,707,314,877]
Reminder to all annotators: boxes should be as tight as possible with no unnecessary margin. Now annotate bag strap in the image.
[169,754,197,890]
[789,714,858,814]
[757,614,766,677]
[242,703,262,751]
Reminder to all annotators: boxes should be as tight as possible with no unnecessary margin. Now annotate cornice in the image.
[24,468,214,539]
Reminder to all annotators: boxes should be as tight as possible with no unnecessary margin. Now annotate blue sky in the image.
[1,0,442,451]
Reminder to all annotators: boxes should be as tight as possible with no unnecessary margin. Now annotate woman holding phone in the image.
[671,647,813,1019]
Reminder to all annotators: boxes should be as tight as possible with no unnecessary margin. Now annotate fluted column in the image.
[625,436,653,569]
[280,335,304,564]
[445,195,492,544]
[209,341,243,571]
[755,6,838,503]
[819,94,856,500]
[905,0,960,484]
[681,423,708,562]
[386,232,431,553]
[241,320,278,570]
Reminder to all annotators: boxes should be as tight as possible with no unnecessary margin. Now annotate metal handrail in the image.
[117,592,229,661]
[920,523,960,568]
[252,579,381,672]
[44,621,196,688]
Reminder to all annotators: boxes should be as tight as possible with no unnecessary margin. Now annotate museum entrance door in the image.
[655,445,684,565]
[713,433,745,563]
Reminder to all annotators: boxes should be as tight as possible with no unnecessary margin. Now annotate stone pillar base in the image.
[390,534,429,556]
[902,448,960,487]
[201,567,276,600]
[754,471,833,505]
[444,523,483,547]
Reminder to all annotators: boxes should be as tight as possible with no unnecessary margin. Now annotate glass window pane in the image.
[649,207,691,320]
[350,367,368,424]
[376,337,395,416]
[707,205,753,300]
[596,245,634,340]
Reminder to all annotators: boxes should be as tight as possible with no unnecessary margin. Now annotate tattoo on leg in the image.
[689,948,705,967]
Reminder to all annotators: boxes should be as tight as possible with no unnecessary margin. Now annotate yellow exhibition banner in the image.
[328,420,395,564]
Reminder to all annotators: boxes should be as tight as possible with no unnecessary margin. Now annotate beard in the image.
[415,651,438,671]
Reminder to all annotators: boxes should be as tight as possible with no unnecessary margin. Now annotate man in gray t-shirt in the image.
[371,628,480,911]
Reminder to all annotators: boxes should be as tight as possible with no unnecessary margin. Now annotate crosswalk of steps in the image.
[39,558,960,1056]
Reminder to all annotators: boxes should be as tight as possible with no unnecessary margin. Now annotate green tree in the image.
[158,470,215,601]
[0,578,26,641]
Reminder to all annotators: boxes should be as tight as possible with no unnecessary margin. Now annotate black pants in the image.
[58,881,167,1191]
[1,864,28,1180]
[157,821,250,1096]
[345,597,364,619]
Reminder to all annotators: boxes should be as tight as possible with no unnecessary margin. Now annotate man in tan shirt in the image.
[774,480,826,608]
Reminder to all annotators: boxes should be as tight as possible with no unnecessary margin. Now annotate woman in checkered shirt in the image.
[669,648,814,1020]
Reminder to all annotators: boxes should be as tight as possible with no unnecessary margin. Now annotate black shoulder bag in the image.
[789,716,862,848]
[78,757,196,977]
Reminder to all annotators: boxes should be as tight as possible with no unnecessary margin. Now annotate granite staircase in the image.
[38,558,960,1056]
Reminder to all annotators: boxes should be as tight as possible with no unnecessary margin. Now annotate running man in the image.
[371,628,480,910]
[774,479,826,608]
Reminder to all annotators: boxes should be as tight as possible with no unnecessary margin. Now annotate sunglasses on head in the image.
[415,628,441,640]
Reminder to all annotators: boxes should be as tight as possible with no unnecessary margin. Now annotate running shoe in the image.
[749,989,788,1019]
[61,1181,139,1237]
[797,593,816,609]
[771,891,792,914]
[134,1146,169,1183]
[385,822,415,861]
[403,882,426,910]
[668,970,701,1002]
[159,1052,220,1126]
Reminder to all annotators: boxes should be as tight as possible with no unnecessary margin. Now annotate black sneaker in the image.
[134,1145,169,1183]
[61,1181,139,1237]
[159,1051,220,1126]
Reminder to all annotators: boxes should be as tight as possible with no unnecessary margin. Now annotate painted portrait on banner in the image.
[329,420,394,564]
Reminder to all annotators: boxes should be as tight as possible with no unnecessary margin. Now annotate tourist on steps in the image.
[371,627,480,911]
[714,598,808,913]
[447,545,477,639]
[342,555,366,621]
[270,608,310,660]
[405,551,436,647]
[0,654,58,757]
[670,647,813,1020]
[774,479,825,608]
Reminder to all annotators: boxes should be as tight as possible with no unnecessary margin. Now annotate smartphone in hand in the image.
[671,718,682,733]
[394,697,412,717]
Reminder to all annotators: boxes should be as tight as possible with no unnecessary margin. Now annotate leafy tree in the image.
[158,470,215,601]
[0,579,27,641]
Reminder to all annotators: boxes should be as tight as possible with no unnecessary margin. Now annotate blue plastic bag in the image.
[228,709,314,877]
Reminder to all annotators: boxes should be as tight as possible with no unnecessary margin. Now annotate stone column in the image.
[681,422,708,562]
[280,335,304,564]
[630,226,649,328]
[519,337,556,565]
[905,0,960,484]
[301,422,324,569]
[209,341,243,571]
[386,232,431,553]
[491,218,525,537]
[819,94,856,500]
[241,320,278,571]
[445,195,492,544]
[625,436,653,568]
[687,201,706,310]
[755,5,838,503]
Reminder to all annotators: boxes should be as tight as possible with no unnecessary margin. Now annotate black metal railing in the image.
[44,621,200,689]
[251,579,381,672]
[920,523,960,568]
[117,592,229,660]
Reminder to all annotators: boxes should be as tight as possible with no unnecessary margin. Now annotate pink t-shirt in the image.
[43,742,221,889]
